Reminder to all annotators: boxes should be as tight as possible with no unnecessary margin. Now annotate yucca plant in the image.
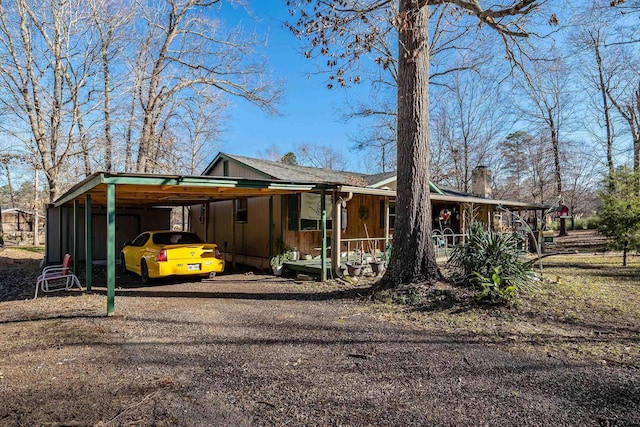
[448,223,535,296]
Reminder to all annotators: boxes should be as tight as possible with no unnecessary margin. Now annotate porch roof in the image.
[53,172,334,208]
[337,185,550,210]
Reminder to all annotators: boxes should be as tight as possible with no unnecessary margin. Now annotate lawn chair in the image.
[34,254,83,299]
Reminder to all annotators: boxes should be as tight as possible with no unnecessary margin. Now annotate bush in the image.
[448,223,535,300]
[473,267,516,304]
[586,217,600,229]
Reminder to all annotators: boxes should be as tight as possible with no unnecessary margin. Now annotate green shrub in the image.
[571,218,586,230]
[448,223,535,297]
[473,267,516,304]
[586,217,600,229]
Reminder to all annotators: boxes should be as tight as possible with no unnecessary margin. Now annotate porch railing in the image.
[340,237,390,264]
[338,230,537,263]
[339,234,466,263]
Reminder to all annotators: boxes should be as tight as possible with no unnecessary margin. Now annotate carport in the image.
[50,172,333,315]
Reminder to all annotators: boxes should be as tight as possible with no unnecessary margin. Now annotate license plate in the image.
[187,264,201,271]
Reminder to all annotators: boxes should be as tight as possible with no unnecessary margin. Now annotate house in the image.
[1,207,46,245]
[43,157,550,315]
[191,153,550,276]
[1,208,45,233]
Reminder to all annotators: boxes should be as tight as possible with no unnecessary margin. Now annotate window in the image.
[288,194,332,231]
[380,201,396,229]
[153,232,203,245]
[235,198,248,223]
[131,233,150,247]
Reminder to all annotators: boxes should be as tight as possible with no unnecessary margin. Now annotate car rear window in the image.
[153,232,204,245]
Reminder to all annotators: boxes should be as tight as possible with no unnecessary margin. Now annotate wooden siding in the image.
[207,159,266,180]
[194,196,279,269]
[45,206,171,263]
[1,211,44,232]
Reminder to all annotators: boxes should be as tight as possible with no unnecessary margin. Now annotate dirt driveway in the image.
[1,269,639,427]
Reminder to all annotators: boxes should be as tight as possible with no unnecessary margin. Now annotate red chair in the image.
[34,254,82,299]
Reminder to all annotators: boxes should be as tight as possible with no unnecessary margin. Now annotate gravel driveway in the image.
[1,272,639,426]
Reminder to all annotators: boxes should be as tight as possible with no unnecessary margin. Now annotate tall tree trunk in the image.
[381,2,441,288]
[33,166,39,246]
[547,108,562,197]
[1,161,15,207]
[102,31,113,172]
[633,83,640,174]
[593,39,615,178]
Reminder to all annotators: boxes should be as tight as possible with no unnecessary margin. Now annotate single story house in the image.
[191,153,551,275]
[45,154,550,315]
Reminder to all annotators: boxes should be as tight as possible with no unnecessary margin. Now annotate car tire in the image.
[120,254,128,274]
[141,259,150,284]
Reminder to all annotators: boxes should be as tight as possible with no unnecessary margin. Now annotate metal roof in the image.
[53,172,333,208]
[206,153,373,185]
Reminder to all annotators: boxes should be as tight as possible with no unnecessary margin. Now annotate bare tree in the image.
[176,96,226,174]
[494,130,554,204]
[133,0,280,173]
[430,70,508,192]
[258,145,284,162]
[296,143,348,170]
[0,0,92,202]
[514,50,571,203]
[0,154,17,207]
[344,4,502,174]
[607,80,640,173]
[88,0,133,172]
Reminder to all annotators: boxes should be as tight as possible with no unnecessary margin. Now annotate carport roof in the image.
[53,172,335,208]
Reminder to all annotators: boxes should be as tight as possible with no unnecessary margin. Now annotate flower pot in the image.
[369,260,385,275]
[272,265,283,276]
[346,262,362,277]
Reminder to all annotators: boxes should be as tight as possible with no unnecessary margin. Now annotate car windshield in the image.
[153,232,203,245]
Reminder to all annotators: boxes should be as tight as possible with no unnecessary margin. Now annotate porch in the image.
[283,235,464,278]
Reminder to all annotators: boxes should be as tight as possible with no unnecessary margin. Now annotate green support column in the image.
[280,196,285,244]
[73,200,79,271]
[321,189,327,282]
[66,205,72,258]
[85,194,92,292]
[268,196,274,259]
[106,184,116,315]
[58,206,63,263]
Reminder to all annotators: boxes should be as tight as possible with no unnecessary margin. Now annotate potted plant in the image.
[345,262,362,277]
[270,252,290,276]
[369,258,385,276]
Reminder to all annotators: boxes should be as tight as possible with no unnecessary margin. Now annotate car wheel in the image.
[120,254,128,274]
[141,259,150,284]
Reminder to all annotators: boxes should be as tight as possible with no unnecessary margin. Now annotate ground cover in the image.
[1,234,638,426]
[371,253,640,368]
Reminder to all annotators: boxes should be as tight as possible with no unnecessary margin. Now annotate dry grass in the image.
[369,253,640,368]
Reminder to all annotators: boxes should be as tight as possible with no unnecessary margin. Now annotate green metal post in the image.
[268,196,274,259]
[73,200,79,271]
[66,205,72,258]
[321,190,327,282]
[280,195,285,245]
[106,184,116,315]
[58,206,63,264]
[85,194,92,292]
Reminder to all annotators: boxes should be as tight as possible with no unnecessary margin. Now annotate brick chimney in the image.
[472,165,492,198]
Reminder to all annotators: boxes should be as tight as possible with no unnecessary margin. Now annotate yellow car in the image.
[120,231,225,283]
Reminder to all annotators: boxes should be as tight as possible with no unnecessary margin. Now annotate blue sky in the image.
[216,2,371,171]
